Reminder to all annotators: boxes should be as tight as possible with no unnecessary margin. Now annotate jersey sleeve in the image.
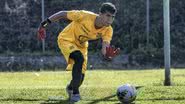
[102,27,113,43]
[67,10,84,21]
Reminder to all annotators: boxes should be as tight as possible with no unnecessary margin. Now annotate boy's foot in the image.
[70,94,81,102]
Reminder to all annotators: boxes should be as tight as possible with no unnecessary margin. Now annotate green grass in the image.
[0,69,185,104]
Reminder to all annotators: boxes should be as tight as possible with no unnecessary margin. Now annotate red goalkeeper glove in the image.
[37,27,46,41]
[37,18,51,41]
[104,46,120,61]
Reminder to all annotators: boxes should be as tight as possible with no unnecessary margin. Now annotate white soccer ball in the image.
[116,84,137,103]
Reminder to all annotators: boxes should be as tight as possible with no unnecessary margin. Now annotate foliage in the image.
[0,0,185,64]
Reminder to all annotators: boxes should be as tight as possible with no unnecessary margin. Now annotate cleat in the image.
[70,94,81,102]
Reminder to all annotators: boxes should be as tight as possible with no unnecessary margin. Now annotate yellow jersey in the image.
[58,10,113,48]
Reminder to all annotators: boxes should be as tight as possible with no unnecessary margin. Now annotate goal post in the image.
[41,0,45,53]
[163,0,171,86]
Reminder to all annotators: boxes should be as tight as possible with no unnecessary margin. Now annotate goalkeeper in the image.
[37,2,119,102]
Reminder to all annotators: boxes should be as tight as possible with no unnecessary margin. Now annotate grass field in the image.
[0,69,185,104]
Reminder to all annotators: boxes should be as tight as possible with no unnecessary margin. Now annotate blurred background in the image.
[0,0,185,71]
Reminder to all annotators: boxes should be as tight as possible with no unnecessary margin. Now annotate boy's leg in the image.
[69,51,84,93]
[66,74,84,99]
[67,47,87,94]
[68,50,84,102]
[67,74,85,90]
[57,40,87,102]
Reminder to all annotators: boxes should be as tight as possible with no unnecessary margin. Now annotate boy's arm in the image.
[37,11,68,40]
[101,41,110,56]
[48,11,68,22]
[40,11,68,28]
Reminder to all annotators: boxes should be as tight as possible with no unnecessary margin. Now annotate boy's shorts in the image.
[58,39,87,74]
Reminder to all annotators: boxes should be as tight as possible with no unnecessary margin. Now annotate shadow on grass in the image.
[85,94,133,104]
[0,97,135,104]
[86,94,116,104]
[0,98,71,104]
[40,99,70,104]
[137,97,185,101]
[0,98,43,101]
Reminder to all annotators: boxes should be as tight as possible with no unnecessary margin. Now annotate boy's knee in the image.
[70,51,84,64]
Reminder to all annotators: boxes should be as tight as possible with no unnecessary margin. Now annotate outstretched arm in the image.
[48,11,68,22]
[40,11,68,28]
[37,11,68,40]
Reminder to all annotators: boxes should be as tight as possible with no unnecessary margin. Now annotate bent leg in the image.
[69,50,84,94]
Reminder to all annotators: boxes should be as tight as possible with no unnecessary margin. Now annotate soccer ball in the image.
[116,84,137,103]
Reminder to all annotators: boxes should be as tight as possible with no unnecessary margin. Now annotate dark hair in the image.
[99,2,117,14]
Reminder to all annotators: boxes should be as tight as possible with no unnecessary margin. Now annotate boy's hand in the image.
[37,18,51,41]
[37,27,46,41]
[104,46,120,61]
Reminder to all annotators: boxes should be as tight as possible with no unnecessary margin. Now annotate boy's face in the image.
[99,11,115,27]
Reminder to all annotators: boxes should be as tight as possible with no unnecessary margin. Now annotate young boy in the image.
[38,2,119,102]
